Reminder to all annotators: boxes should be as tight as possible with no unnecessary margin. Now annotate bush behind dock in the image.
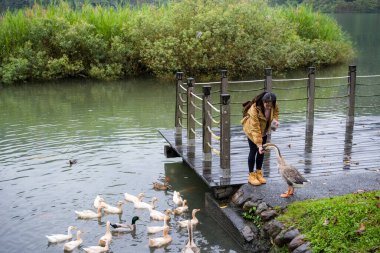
[0,0,354,84]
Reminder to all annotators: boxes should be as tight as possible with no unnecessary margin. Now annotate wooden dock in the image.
[159,116,380,190]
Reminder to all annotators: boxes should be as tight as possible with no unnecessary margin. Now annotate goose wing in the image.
[281,165,308,185]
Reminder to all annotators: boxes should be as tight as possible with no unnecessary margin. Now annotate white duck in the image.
[149,208,171,221]
[148,226,172,248]
[173,190,183,206]
[103,200,124,214]
[173,199,189,215]
[63,230,83,251]
[83,239,109,253]
[178,209,200,228]
[134,197,158,210]
[75,205,104,219]
[93,195,104,209]
[98,221,112,247]
[147,215,170,234]
[110,216,139,233]
[46,225,77,243]
[181,220,200,253]
[124,192,144,203]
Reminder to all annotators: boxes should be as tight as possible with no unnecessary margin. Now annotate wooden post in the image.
[264,68,272,92]
[305,67,316,173]
[220,70,228,94]
[187,78,195,148]
[175,72,184,136]
[347,65,357,122]
[202,86,212,162]
[220,94,231,173]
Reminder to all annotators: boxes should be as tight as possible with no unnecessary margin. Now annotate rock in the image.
[231,185,250,206]
[274,228,299,247]
[292,242,311,253]
[283,229,300,243]
[288,234,305,251]
[260,209,278,221]
[255,202,268,214]
[263,220,284,239]
[242,200,259,211]
[241,225,255,242]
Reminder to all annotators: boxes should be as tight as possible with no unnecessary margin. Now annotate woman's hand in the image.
[271,119,279,131]
[259,146,265,154]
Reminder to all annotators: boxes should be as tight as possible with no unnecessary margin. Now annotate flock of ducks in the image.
[45,181,201,252]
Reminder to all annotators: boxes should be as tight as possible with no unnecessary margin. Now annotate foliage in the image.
[242,206,263,229]
[0,0,354,84]
[277,190,380,253]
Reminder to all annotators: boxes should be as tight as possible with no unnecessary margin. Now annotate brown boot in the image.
[248,172,261,186]
[256,170,266,184]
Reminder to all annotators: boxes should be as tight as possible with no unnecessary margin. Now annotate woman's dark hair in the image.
[242,91,277,116]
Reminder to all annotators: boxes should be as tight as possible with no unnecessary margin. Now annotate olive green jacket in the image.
[241,103,279,146]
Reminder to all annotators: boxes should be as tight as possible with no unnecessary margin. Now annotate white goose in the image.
[103,200,124,214]
[83,239,109,253]
[134,197,158,210]
[149,208,171,221]
[147,215,170,234]
[63,230,83,251]
[173,191,183,206]
[173,199,188,215]
[75,205,104,219]
[46,225,77,243]
[124,192,144,203]
[98,221,112,247]
[178,209,200,228]
[148,226,172,248]
[181,220,200,253]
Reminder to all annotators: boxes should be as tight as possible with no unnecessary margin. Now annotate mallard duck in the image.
[149,208,171,221]
[147,215,170,234]
[98,221,112,247]
[83,239,109,253]
[153,181,171,190]
[63,230,83,251]
[46,225,77,243]
[173,199,188,215]
[103,200,124,214]
[75,205,103,219]
[181,220,200,253]
[263,143,310,198]
[148,226,172,248]
[124,192,144,203]
[178,209,200,228]
[110,216,139,233]
[173,190,183,206]
[134,197,157,209]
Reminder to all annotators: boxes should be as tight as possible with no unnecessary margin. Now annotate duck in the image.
[83,239,109,253]
[103,200,124,214]
[134,197,158,210]
[178,209,200,228]
[181,220,200,253]
[46,225,77,243]
[173,199,188,215]
[93,195,105,209]
[173,190,183,206]
[75,205,104,219]
[69,159,77,167]
[110,216,139,233]
[63,230,83,251]
[148,226,172,248]
[149,208,171,221]
[124,192,144,203]
[147,215,170,234]
[263,143,310,198]
[153,181,171,191]
[98,221,112,247]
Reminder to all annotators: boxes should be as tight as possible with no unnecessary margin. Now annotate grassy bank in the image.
[0,0,354,84]
[276,190,380,252]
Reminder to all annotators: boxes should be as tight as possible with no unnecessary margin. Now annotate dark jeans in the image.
[248,135,267,173]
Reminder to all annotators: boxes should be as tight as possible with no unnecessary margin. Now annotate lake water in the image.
[0,13,379,253]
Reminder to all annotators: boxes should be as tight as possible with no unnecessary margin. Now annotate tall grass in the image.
[0,0,354,84]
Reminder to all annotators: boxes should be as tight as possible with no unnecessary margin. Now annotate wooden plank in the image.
[159,116,380,189]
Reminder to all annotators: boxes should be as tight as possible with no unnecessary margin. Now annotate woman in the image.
[241,92,279,186]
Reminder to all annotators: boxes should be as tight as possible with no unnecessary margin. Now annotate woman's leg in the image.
[248,138,258,173]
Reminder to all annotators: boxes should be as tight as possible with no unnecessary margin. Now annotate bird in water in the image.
[263,143,310,198]
[152,181,171,191]
[181,220,200,253]
[110,216,140,233]
[69,159,77,167]
[63,230,83,251]
[46,225,77,243]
